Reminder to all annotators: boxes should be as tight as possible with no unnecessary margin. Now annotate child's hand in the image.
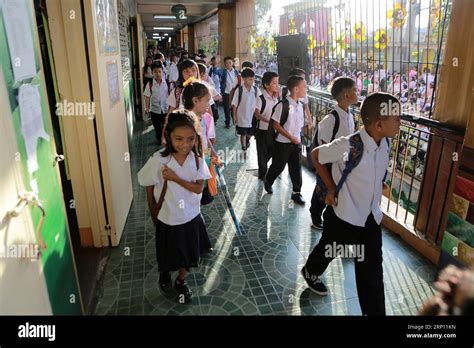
[291,136,301,145]
[162,165,179,182]
[151,204,159,226]
[325,189,337,207]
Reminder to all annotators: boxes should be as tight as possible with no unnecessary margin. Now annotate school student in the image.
[169,54,179,83]
[144,62,168,143]
[137,109,212,303]
[232,68,261,152]
[264,75,307,206]
[220,56,239,129]
[143,56,153,90]
[283,68,313,129]
[301,92,401,316]
[309,77,358,229]
[198,63,222,123]
[254,71,279,180]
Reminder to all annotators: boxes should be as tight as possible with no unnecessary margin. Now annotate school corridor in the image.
[1,0,474,318]
[93,109,437,316]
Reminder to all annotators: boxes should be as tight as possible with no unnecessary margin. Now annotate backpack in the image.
[313,132,390,201]
[312,109,340,147]
[266,98,303,145]
[252,94,266,132]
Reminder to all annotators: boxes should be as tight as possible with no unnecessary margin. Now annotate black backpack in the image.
[266,98,303,145]
[312,109,340,147]
[252,94,266,132]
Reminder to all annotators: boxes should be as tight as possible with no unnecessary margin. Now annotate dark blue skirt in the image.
[155,214,211,272]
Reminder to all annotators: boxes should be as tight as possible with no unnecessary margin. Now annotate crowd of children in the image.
[139,45,402,314]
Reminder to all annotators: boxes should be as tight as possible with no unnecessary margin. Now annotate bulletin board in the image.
[0,0,82,314]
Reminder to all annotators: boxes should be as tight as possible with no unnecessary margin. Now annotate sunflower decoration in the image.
[430,0,442,29]
[387,2,407,28]
[374,29,389,50]
[334,33,348,57]
[289,17,297,34]
[246,26,258,52]
[353,22,366,42]
[256,36,264,48]
[308,34,317,50]
[267,35,277,55]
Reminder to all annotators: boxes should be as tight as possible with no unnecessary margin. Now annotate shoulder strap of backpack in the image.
[335,132,364,193]
[237,85,243,109]
[330,109,340,142]
[259,94,266,114]
[194,152,200,171]
[148,80,153,95]
[280,98,290,127]
[253,85,258,98]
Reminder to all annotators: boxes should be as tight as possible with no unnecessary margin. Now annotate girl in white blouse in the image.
[138,109,211,304]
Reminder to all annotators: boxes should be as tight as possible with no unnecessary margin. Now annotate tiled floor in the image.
[95,112,437,316]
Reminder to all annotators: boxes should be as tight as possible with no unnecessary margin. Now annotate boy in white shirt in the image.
[232,68,260,151]
[144,62,168,142]
[221,56,239,128]
[301,92,401,316]
[264,75,307,206]
[169,54,179,84]
[310,77,358,229]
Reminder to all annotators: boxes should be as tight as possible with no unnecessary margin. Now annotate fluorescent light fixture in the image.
[154,15,176,19]
[168,37,172,43]
[153,27,173,31]
[164,33,169,36]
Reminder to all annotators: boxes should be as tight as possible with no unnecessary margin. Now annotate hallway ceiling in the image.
[138,0,232,39]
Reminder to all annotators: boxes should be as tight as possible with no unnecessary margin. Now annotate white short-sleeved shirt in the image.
[271,96,305,143]
[255,90,279,130]
[168,85,216,110]
[144,78,168,114]
[231,86,261,128]
[200,115,216,151]
[224,69,238,94]
[317,105,355,145]
[137,150,211,226]
[317,127,391,227]
[169,62,179,82]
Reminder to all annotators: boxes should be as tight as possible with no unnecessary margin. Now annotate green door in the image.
[0,0,82,315]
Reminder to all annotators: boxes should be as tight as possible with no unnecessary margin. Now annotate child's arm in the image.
[232,105,238,125]
[146,186,158,225]
[304,103,313,128]
[311,148,337,206]
[273,122,299,144]
[254,108,269,123]
[162,165,204,194]
[145,96,151,113]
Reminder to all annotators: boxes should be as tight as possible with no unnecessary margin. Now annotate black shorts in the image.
[236,126,254,136]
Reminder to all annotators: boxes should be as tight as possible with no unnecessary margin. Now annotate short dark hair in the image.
[151,62,163,71]
[360,92,401,126]
[286,75,305,91]
[241,61,254,69]
[262,71,279,88]
[329,77,356,100]
[211,56,216,62]
[224,56,233,62]
[241,68,255,78]
[289,68,306,76]
[197,63,207,75]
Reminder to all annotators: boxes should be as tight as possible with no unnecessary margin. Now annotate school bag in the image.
[252,94,266,132]
[266,98,304,146]
[313,132,390,201]
[235,85,258,130]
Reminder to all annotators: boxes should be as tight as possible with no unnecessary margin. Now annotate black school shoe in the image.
[264,179,273,194]
[301,266,328,296]
[159,272,172,292]
[174,279,193,304]
[291,193,306,205]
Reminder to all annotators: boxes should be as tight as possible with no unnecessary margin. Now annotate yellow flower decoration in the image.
[256,36,264,48]
[183,77,196,87]
[374,29,389,50]
[289,18,297,34]
[267,36,276,54]
[430,0,442,29]
[335,33,348,55]
[387,2,407,28]
[353,22,366,42]
[308,34,317,50]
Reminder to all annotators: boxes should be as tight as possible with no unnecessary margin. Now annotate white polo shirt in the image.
[271,96,304,143]
[143,78,168,114]
[231,86,261,128]
[317,127,391,227]
[317,105,355,144]
[224,69,238,94]
[137,150,211,226]
[255,90,279,131]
